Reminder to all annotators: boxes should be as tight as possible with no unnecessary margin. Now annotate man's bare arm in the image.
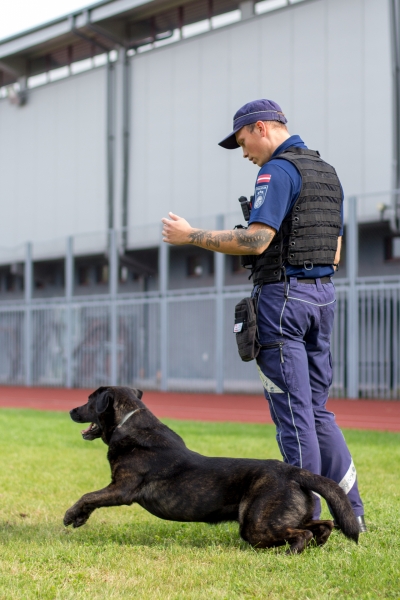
[187,225,275,254]
[334,236,342,270]
[162,212,276,255]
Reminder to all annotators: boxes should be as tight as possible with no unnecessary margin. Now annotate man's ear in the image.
[96,390,113,414]
[131,388,143,400]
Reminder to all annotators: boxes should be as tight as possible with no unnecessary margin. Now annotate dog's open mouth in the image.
[81,423,101,440]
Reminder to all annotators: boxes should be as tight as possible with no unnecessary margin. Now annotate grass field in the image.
[0,408,399,600]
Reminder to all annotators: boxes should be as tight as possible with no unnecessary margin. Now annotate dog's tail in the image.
[290,467,359,544]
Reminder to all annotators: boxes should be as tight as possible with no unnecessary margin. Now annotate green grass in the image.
[0,408,399,599]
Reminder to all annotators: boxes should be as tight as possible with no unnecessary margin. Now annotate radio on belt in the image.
[238,195,253,222]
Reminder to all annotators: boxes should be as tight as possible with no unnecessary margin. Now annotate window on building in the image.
[187,256,203,277]
[385,236,400,261]
[208,253,215,276]
[78,266,90,286]
[231,255,247,274]
[95,265,109,284]
[120,266,129,283]
[5,272,15,291]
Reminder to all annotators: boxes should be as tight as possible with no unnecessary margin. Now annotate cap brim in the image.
[218,132,240,149]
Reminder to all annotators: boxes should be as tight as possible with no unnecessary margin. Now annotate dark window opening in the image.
[208,253,215,276]
[95,265,109,284]
[187,256,203,277]
[385,236,400,261]
[78,266,90,286]
[120,266,129,283]
[231,255,247,274]
[6,272,15,291]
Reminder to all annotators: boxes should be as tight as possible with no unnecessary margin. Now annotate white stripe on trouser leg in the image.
[257,365,289,462]
[338,460,357,494]
[287,392,303,468]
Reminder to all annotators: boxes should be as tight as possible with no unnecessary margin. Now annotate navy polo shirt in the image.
[248,135,344,279]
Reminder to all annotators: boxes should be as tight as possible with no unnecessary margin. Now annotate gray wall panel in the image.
[129,0,392,229]
[363,0,392,196]
[0,0,393,253]
[0,67,107,250]
[326,0,365,197]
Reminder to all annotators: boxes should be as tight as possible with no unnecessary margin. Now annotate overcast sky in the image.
[0,0,92,41]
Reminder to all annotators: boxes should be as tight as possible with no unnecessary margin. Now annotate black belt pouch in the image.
[234,297,261,362]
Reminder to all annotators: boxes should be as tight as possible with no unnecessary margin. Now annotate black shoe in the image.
[356,515,367,533]
[333,515,367,533]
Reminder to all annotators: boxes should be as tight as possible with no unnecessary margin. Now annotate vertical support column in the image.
[107,55,116,231]
[159,237,169,391]
[109,229,119,385]
[215,215,225,394]
[239,0,254,20]
[65,236,74,388]
[121,48,130,249]
[111,47,126,240]
[347,196,359,398]
[24,242,33,387]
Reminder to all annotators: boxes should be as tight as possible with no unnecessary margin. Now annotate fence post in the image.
[159,236,169,391]
[215,214,225,393]
[109,229,118,385]
[347,196,359,398]
[24,242,32,386]
[65,236,74,388]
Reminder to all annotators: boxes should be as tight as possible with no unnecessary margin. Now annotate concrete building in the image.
[0,0,399,396]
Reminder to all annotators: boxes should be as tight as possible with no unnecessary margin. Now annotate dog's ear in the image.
[96,390,113,414]
[131,388,143,400]
[89,386,108,400]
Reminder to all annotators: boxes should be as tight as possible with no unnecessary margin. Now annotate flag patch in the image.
[234,323,243,333]
[257,173,271,185]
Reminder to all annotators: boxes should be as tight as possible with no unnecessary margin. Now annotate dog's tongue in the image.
[81,423,94,435]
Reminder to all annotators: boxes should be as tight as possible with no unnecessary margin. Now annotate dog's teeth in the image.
[81,423,94,435]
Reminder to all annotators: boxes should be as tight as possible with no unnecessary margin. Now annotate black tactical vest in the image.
[243,147,343,285]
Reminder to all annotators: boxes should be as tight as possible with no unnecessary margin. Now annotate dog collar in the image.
[117,408,143,428]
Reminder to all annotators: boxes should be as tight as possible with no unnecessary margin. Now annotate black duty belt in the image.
[296,276,331,284]
[262,275,332,286]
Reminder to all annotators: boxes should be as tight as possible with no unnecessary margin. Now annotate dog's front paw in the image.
[63,506,90,528]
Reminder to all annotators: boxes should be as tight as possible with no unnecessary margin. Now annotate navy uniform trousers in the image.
[255,277,364,519]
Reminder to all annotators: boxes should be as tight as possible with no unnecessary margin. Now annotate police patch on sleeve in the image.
[254,185,268,209]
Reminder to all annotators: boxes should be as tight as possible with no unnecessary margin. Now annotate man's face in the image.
[235,123,270,167]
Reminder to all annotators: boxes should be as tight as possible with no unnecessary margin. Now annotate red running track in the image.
[0,386,399,432]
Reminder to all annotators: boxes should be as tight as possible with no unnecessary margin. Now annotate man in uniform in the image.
[161,99,366,532]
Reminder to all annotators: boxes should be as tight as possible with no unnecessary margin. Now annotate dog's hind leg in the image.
[240,519,314,554]
[302,520,334,546]
[239,482,316,554]
[282,528,314,554]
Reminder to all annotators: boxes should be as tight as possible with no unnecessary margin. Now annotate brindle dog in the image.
[64,386,359,553]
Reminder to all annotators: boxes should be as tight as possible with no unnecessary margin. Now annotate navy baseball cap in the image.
[218,99,287,149]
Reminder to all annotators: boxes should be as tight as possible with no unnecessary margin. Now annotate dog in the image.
[64,386,359,553]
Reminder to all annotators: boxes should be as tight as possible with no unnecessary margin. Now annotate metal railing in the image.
[0,197,400,398]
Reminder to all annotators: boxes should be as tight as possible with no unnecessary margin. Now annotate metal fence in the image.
[0,197,400,398]
[1,279,400,398]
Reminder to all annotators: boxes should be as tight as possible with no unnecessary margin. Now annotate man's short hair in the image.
[246,121,288,132]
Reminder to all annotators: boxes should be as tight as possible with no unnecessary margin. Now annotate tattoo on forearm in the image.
[234,229,274,251]
[188,230,234,249]
[188,228,274,253]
